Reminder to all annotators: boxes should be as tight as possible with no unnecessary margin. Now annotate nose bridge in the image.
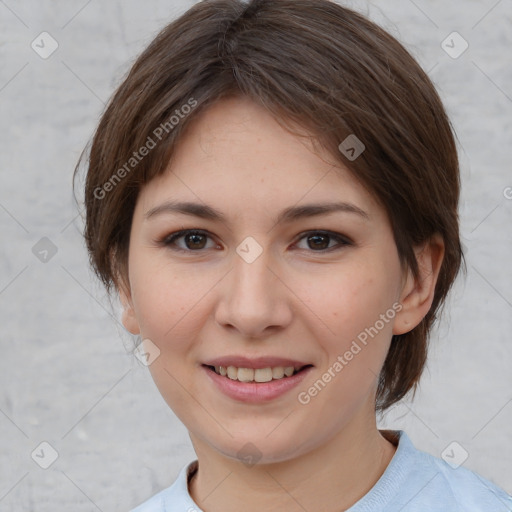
[231,244,276,307]
[215,240,291,336]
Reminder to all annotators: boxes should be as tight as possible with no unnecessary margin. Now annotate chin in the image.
[204,428,311,466]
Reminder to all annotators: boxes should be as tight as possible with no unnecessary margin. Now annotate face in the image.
[121,96,413,464]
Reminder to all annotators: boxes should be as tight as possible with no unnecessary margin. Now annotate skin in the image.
[120,96,444,512]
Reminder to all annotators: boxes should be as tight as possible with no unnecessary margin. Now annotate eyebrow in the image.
[144,200,369,224]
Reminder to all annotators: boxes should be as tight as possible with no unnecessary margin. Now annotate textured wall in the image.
[0,1,511,510]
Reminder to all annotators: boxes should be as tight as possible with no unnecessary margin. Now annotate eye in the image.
[159,229,352,254]
[161,229,218,252]
[294,231,352,252]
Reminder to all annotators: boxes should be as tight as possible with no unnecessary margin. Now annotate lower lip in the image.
[202,365,313,403]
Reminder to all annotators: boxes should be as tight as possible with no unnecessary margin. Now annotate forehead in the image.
[137,97,380,219]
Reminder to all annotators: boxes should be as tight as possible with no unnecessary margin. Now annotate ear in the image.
[393,234,445,335]
[118,281,141,335]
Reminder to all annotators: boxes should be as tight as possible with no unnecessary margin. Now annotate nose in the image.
[214,245,293,339]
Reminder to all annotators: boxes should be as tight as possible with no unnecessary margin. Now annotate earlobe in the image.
[118,285,141,335]
[393,235,445,335]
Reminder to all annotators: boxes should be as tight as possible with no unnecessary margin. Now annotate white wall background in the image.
[0,0,511,510]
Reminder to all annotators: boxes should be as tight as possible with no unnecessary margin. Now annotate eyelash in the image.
[159,229,352,254]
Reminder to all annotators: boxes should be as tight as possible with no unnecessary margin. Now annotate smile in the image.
[206,365,309,382]
[202,362,313,403]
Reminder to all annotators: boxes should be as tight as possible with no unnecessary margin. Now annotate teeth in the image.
[254,368,273,382]
[237,367,254,382]
[272,367,285,379]
[215,365,300,382]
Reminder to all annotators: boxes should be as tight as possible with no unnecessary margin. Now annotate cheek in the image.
[129,254,213,345]
[128,258,216,419]
[307,260,398,340]
[302,259,399,391]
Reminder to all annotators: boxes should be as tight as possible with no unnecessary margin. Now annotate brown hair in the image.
[75,0,464,411]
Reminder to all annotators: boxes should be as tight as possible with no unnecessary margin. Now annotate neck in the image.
[188,418,397,512]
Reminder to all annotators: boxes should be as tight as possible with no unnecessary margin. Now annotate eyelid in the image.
[159,228,353,253]
[160,229,219,251]
[293,230,353,248]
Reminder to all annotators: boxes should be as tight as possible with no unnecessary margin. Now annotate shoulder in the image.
[130,489,169,512]
[130,461,200,512]
[423,450,512,511]
[382,431,512,512]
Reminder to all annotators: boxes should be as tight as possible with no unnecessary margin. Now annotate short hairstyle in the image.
[76,0,464,411]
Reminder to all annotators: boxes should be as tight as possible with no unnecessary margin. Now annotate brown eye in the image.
[295,231,352,252]
[161,229,351,254]
[307,233,330,250]
[162,230,217,252]
[184,232,207,249]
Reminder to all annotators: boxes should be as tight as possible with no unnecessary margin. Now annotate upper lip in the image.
[203,356,312,369]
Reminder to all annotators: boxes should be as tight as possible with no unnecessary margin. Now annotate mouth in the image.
[201,360,314,403]
[202,364,313,383]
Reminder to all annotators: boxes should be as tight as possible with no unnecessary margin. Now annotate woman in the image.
[77,1,512,510]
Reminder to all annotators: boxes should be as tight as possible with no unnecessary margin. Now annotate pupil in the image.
[309,234,329,250]
[187,233,206,249]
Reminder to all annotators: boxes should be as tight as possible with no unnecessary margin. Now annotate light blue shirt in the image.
[131,430,512,511]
